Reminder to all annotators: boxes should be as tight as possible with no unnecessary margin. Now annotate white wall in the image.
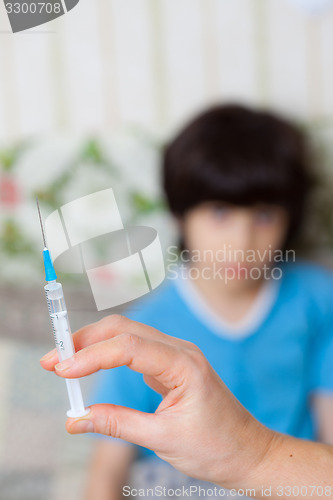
[0,0,333,142]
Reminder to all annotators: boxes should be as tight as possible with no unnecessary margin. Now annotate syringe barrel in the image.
[44,281,75,363]
[44,281,89,418]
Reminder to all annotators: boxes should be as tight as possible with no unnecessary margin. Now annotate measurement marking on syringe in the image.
[45,292,58,344]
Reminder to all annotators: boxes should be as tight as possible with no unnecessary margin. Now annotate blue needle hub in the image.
[43,248,57,282]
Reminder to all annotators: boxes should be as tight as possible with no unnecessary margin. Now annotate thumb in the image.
[66,403,162,450]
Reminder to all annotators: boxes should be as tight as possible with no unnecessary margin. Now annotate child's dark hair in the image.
[162,104,313,248]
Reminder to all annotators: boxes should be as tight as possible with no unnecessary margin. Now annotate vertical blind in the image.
[0,0,332,142]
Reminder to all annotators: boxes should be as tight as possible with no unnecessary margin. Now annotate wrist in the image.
[217,417,281,491]
[243,427,285,490]
[247,431,333,491]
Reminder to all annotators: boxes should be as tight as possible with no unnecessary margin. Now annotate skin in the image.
[83,440,135,500]
[40,315,333,499]
[181,202,289,321]
[312,395,333,444]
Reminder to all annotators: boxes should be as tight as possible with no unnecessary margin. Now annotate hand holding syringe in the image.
[37,198,89,418]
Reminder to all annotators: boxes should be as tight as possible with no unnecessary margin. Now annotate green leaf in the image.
[0,219,35,255]
[130,191,165,214]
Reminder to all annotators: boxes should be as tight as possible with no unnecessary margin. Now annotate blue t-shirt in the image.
[89,261,333,458]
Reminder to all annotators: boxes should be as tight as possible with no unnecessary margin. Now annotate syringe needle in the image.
[36,197,47,248]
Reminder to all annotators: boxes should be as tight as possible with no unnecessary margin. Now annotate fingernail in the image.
[70,419,95,434]
[55,357,75,372]
[40,349,57,361]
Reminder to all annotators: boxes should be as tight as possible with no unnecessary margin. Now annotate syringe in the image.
[37,198,89,418]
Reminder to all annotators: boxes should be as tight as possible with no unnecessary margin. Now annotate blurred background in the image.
[1,0,333,498]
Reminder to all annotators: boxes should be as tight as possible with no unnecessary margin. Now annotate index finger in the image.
[74,314,178,350]
[54,332,190,392]
[40,314,198,370]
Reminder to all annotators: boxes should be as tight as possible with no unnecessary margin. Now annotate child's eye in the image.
[255,208,276,224]
[211,204,231,219]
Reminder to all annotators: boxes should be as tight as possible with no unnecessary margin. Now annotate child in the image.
[85,105,333,500]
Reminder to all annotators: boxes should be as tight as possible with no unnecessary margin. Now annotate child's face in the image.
[181,202,289,288]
